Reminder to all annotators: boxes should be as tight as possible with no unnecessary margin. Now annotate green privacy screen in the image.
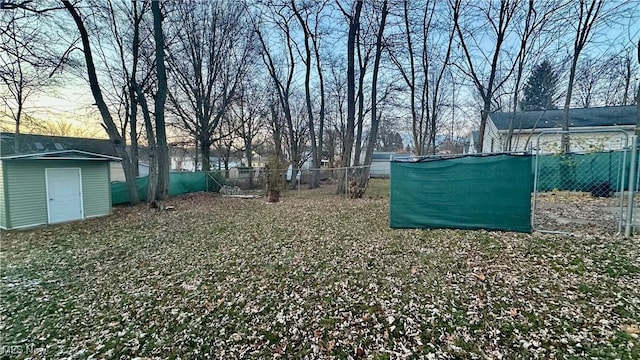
[536,151,628,192]
[390,154,532,233]
[111,172,223,205]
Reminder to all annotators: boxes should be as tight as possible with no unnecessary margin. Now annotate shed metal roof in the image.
[0,132,120,158]
[1,149,121,161]
[489,105,636,131]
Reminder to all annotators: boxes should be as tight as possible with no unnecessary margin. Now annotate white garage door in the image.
[46,168,84,224]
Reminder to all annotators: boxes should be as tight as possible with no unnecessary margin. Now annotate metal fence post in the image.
[345,167,348,199]
[625,135,637,237]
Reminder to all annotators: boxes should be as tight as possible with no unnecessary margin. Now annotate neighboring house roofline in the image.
[495,124,635,135]
[0,149,121,161]
[489,105,636,131]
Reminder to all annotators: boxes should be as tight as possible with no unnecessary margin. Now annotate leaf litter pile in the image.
[1,188,639,359]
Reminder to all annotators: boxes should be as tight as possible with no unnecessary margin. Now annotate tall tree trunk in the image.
[313,33,326,189]
[561,56,579,153]
[360,0,388,188]
[135,84,157,202]
[152,0,169,200]
[62,0,139,204]
[292,2,319,189]
[200,131,212,171]
[561,0,603,153]
[353,63,366,166]
[129,1,141,177]
[14,92,22,134]
[402,1,418,156]
[337,0,363,194]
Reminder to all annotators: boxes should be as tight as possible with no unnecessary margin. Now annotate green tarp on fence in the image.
[390,154,532,233]
[535,150,628,192]
[111,172,220,205]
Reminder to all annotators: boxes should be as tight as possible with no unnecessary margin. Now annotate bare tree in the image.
[389,0,456,156]
[0,7,67,134]
[352,2,377,167]
[618,48,638,106]
[325,57,347,167]
[560,0,604,153]
[232,78,268,170]
[150,0,169,200]
[90,0,150,177]
[451,0,519,153]
[61,0,140,204]
[504,0,569,151]
[166,1,252,171]
[335,0,363,194]
[291,0,329,188]
[359,0,389,188]
[253,2,305,174]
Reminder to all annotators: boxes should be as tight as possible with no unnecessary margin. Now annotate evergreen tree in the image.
[520,60,559,111]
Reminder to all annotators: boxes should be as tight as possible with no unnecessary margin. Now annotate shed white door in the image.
[46,168,84,224]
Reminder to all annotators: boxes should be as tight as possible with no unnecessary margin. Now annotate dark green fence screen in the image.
[111,172,221,205]
[390,154,532,233]
[535,150,628,192]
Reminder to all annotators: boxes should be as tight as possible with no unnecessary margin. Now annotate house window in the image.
[490,139,494,152]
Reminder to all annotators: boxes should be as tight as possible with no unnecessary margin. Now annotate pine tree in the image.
[520,60,559,111]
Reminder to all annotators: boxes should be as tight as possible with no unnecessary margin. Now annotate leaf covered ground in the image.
[1,181,639,359]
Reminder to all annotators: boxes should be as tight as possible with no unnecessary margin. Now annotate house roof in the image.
[489,105,636,131]
[1,149,121,161]
[0,132,120,159]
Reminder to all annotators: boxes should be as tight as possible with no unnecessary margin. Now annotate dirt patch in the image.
[533,191,625,235]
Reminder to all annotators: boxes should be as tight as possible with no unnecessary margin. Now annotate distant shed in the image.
[0,133,120,230]
[370,152,399,178]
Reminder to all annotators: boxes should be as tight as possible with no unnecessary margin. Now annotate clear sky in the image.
[3,0,639,140]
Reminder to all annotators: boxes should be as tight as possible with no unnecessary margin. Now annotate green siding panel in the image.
[5,161,48,228]
[81,163,111,217]
[0,161,7,229]
[4,160,112,229]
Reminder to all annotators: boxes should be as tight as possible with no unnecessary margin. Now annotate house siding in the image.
[110,162,125,182]
[81,162,111,217]
[483,116,632,154]
[482,120,501,153]
[0,161,7,229]
[4,161,48,228]
[522,130,630,153]
[3,160,112,229]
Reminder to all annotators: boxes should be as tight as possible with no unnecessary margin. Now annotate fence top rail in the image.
[535,128,630,154]
[392,152,530,162]
[536,128,631,136]
[204,165,373,172]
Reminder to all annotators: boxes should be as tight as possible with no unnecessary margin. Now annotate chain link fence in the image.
[532,130,629,235]
[204,165,380,200]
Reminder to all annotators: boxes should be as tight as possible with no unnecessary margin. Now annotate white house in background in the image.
[482,105,635,153]
[369,151,412,178]
[110,162,149,182]
[465,131,479,154]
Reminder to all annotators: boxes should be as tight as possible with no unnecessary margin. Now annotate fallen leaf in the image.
[623,324,640,337]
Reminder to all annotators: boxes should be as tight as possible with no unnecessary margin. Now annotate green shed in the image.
[1,133,120,230]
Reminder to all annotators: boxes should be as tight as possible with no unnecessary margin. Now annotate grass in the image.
[1,179,639,358]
